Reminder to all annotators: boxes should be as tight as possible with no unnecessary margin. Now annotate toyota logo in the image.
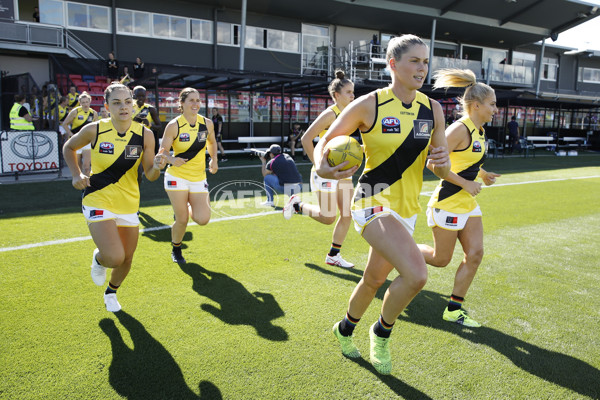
[10,132,54,159]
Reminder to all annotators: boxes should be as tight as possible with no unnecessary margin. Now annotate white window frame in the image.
[65,1,110,33]
[541,57,558,81]
[152,12,188,40]
[190,19,213,43]
[116,9,151,37]
[579,67,600,84]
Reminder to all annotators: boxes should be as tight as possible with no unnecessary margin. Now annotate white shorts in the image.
[426,205,482,231]
[164,172,209,193]
[76,143,91,155]
[82,205,140,227]
[352,206,417,236]
[310,168,351,193]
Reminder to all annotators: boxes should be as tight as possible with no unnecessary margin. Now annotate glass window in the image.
[310,97,328,121]
[245,26,264,48]
[153,14,169,37]
[89,5,109,30]
[268,30,283,50]
[282,31,299,52]
[217,22,232,44]
[579,67,600,83]
[541,57,558,81]
[253,94,270,123]
[230,93,250,122]
[171,16,187,39]
[40,0,64,26]
[513,51,536,67]
[207,92,229,120]
[66,2,109,31]
[67,3,87,28]
[191,19,212,42]
[302,24,328,37]
[117,9,133,33]
[134,12,150,35]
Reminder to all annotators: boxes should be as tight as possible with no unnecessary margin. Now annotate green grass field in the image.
[1,153,599,399]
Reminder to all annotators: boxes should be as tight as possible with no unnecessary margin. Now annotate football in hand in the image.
[325,136,363,171]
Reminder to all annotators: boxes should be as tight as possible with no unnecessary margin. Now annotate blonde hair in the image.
[328,69,352,101]
[386,34,428,64]
[78,91,91,101]
[433,68,494,116]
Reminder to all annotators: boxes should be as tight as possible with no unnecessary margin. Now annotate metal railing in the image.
[0,21,101,60]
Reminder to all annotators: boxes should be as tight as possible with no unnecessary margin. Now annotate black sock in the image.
[448,294,464,311]
[105,281,119,295]
[293,202,302,213]
[172,242,182,252]
[328,242,342,257]
[338,312,360,336]
[373,315,394,338]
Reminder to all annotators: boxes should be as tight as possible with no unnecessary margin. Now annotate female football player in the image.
[283,70,356,269]
[418,68,501,328]
[314,35,450,374]
[62,92,98,176]
[159,88,218,264]
[63,83,167,312]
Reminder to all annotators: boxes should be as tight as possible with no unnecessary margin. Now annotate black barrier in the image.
[0,130,61,176]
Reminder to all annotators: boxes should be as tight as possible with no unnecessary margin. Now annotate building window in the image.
[267,29,299,52]
[66,2,110,31]
[579,67,600,83]
[191,19,212,42]
[302,24,330,74]
[153,14,187,39]
[117,9,150,36]
[245,26,264,48]
[39,0,64,26]
[217,22,233,45]
[541,57,558,81]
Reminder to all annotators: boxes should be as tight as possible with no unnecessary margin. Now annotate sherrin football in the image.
[325,136,363,171]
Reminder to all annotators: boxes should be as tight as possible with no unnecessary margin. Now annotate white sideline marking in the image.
[1,175,599,253]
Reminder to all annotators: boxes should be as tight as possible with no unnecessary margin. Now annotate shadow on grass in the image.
[305,263,600,399]
[99,311,222,399]
[139,211,193,244]
[179,262,288,342]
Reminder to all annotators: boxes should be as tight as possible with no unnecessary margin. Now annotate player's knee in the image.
[192,214,210,226]
[321,215,336,225]
[407,264,428,291]
[431,254,452,268]
[101,251,126,268]
[361,275,386,292]
[466,247,484,266]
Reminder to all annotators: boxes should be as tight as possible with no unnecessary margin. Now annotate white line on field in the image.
[1,175,599,253]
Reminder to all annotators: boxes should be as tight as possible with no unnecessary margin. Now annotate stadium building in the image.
[1,0,599,175]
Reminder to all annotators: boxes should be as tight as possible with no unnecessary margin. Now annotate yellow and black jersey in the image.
[58,105,68,122]
[82,120,145,214]
[428,116,487,213]
[132,103,155,126]
[165,114,208,181]
[68,92,79,108]
[318,105,341,139]
[71,107,97,134]
[354,87,434,218]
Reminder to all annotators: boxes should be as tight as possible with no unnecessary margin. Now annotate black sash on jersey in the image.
[174,120,206,161]
[354,102,432,201]
[437,158,485,202]
[83,129,144,197]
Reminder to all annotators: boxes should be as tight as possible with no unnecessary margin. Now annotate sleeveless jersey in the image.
[428,116,487,213]
[132,103,155,126]
[318,105,340,139]
[58,105,68,122]
[165,114,208,181]
[82,120,145,214]
[68,92,79,108]
[71,107,96,134]
[353,88,434,218]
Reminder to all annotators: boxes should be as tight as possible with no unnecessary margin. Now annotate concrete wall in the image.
[0,54,49,87]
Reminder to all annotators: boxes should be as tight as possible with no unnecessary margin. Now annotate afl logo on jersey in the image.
[473,141,482,152]
[413,119,432,139]
[381,117,400,133]
[180,132,191,142]
[99,142,114,154]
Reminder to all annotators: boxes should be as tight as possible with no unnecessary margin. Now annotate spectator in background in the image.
[370,34,380,56]
[211,107,228,162]
[120,66,132,85]
[67,85,79,109]
[132,86,161,154]
[507,115,519,153]
[106,52,119,82]
[260,144,302,207]
[288,123,307,160]
[33,7,40,22]
[133,57,145,81]
[9,94,35,130]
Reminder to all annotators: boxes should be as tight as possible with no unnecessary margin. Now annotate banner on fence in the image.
[0,130,60,174]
